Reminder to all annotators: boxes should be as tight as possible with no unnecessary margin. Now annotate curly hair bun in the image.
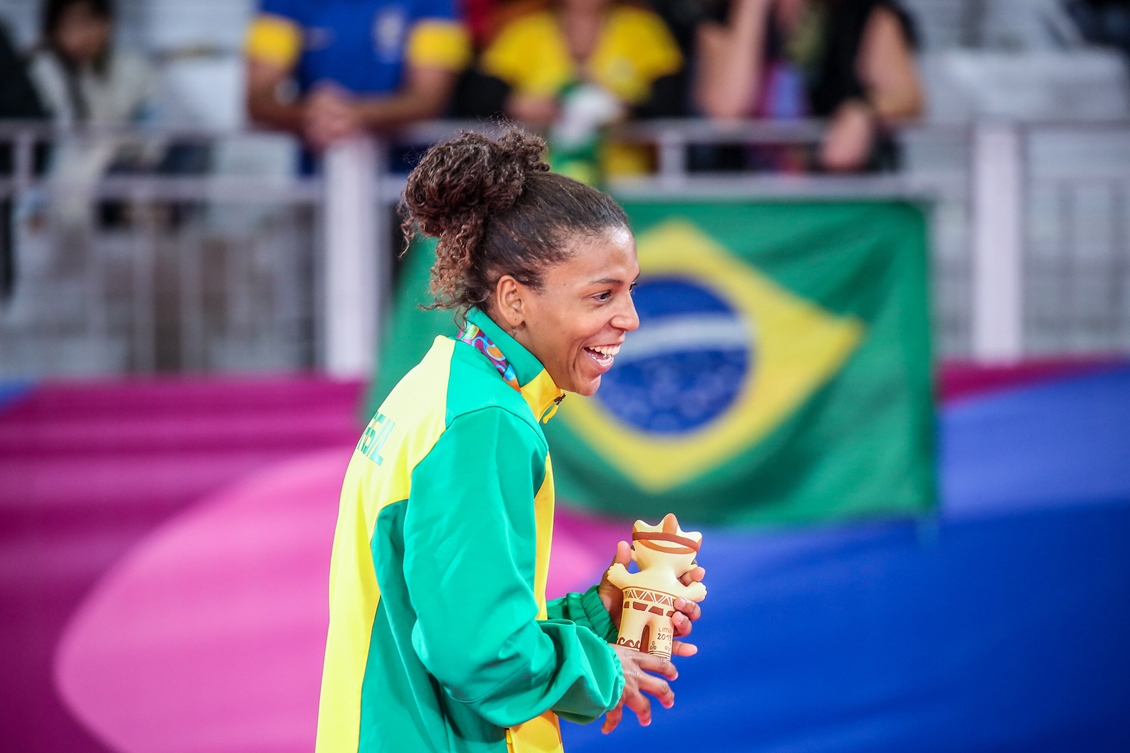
[401,125,628,313]
[403,127,549,241]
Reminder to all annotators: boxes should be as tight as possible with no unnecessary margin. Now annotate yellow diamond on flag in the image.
[559,219,865,492]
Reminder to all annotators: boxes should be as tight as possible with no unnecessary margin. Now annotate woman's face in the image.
[54,3,111,65]
[512,227,640,397]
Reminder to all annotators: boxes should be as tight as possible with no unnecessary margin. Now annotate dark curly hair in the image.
[402,127,629,314]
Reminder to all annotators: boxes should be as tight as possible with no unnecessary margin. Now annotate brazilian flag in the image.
[370,201,935,525]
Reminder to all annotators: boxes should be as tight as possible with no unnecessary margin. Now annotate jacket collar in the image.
[464,309,567,424]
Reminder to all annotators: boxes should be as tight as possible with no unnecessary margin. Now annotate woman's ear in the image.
[494,275,525,331]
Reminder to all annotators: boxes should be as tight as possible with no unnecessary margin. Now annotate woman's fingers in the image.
[601,702,624,734]
[671,639,698,657]
[672,610,696,637]
[607,646,684,733]
[674,597,702,620]
[623,686,653,726]
[633,651,678,681]
[636,672,675,709]
[678,565,706,587]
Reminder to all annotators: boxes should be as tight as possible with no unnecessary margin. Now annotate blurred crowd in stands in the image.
[0,0,940,298]
[2,0,1129,248]
[241,0,925,176]
[1,0,931,181]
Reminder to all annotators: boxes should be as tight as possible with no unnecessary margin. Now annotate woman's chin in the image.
[573,374,602,397]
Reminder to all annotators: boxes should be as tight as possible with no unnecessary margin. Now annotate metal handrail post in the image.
[972,122,1024,362]
[323,136,379,378]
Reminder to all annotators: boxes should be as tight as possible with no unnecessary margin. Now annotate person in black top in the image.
[0,19,47,301]
[694,0,923,172]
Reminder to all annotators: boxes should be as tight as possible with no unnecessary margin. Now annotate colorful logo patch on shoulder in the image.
[560,219,864,492]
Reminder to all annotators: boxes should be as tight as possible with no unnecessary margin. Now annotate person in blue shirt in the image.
[244,0,470,154]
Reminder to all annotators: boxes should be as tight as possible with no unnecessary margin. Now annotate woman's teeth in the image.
[584,345,620,366]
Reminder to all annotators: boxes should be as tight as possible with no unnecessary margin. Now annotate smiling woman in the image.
[315,127,705,753]
[404,128,641,395]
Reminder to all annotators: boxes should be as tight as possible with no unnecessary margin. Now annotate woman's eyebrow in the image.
[589,274,641,286]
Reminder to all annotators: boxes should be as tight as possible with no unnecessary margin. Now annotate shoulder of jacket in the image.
[446,400,546,451]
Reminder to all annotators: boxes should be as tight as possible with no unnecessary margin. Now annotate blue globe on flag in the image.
[596,278,753,434]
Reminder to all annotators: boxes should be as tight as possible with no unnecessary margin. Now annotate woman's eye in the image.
[595,291,612,303]
[629,283,638,296]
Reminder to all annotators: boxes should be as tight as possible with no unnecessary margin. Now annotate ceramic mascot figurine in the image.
[606,513,706,659]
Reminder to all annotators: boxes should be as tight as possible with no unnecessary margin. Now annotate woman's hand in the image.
[597,541,633,627]
[602,646,678,733]
[598,542,706,657]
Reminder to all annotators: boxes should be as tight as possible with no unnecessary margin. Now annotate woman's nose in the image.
[614,296,640,332]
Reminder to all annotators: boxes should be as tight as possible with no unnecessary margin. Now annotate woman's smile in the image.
[582,342,622,372]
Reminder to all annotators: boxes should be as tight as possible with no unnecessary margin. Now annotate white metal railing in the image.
[0,119,1127,379]
[972,123,1024,362]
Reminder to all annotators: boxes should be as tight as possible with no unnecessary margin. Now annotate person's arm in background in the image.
[819,4,923,171]
[244,11,307,133]
[694,0,772,120]
[857,5,923,123]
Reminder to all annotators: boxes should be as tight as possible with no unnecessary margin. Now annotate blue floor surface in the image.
[563,366,1130,753]
[0,381,30,412]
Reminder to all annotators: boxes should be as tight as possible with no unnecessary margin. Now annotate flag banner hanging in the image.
[369,200,935,525]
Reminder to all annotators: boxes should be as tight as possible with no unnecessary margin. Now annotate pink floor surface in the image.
[0,377,365,753]
[53,449,623,753]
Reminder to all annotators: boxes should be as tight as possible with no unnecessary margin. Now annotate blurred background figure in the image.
[243,0,471,166]
[27,0,158,229]
[28,0,152,129]
[1065,0,1130,61]
[472,0,684,179]
[694,0,924,172]
[0,17,46,302]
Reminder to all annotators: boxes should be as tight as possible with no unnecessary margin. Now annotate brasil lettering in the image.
[357,413,396,465]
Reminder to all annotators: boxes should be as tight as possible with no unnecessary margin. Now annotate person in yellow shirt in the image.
[477,0,685,176]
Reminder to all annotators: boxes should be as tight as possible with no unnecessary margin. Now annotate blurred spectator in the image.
[0,18,47,301]
[460,0,502,49]
[475,0,684,176]
[695,0,924,172]
[243,0,471,161]
[26,0,158,228]
[1066,0,1130,61]
[28,0,153,129]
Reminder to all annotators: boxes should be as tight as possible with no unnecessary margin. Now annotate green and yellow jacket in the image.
[316,309,625,753]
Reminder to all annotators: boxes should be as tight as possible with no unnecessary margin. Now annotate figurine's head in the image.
[631,513,701,574]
